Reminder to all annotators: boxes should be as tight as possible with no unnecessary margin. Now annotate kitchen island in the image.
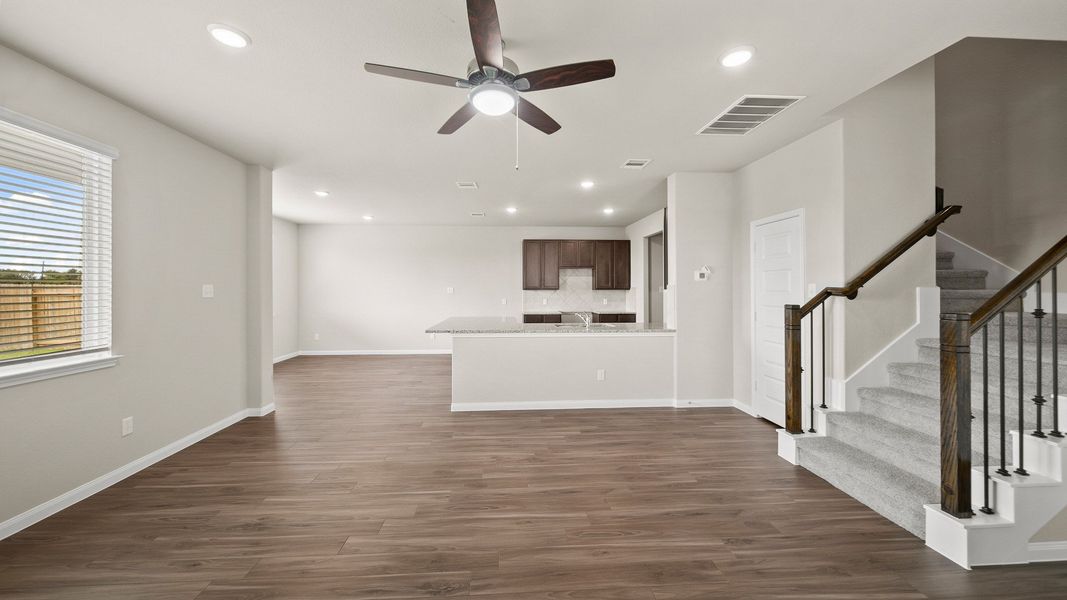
[427,317,676,411]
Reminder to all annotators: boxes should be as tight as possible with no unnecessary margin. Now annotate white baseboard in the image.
[299,349,452,356]
[731,400,758,417]
[452,398,675,412]
[272,351,298,364]
[1029,540,1067,563]
[248,402,275,417]
[0,405,270,542]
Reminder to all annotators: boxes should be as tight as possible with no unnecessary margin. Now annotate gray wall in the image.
[297,225,625,353]
[272,217,299,360]
[0,44,255,524]
[936,37,1067,283]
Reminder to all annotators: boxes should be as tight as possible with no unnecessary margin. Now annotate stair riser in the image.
[826,414,940,485]
[937,257,954,270]
[941,298,992,313]
[938,274,988,290]
[860,388,1046,431]
[799,448,929,538]
[888,368,1054,404]
[916,347,1067,386]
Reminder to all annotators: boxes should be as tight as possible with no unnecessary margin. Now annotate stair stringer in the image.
[925,431,1067,568]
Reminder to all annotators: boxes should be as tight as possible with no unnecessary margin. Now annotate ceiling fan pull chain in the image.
[514,96,520,171]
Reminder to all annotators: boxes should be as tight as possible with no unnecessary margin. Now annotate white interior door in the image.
[752,214,803,427]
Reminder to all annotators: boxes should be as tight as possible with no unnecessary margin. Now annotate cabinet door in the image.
[597,313,619,323]
[594,241,614,289]
[577,240,596,268]
[523,314,543,323]
[559,240,579,268]
[618,313,637,323]
[543,314,562,324]
[541,241,560,290]
[523,240,542,290]
[612,240,631,290]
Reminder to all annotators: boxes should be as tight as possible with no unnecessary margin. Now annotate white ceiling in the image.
[1,1,1065,226]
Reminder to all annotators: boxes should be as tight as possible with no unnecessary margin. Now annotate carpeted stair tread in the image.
[797,436,936,538]
[916,337,1067,367]
[937,269,989,290]
[824,411,940,484]
[937,251,956,270]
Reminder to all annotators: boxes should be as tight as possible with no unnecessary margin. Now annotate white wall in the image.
[625,209,665,323]
[668,173,735,403]
[272,217,299,361]
[298,225,624,353]
[937,38,1067,276]
[836,58,937,374]
[0,44,259,525]
[731,120,846,411]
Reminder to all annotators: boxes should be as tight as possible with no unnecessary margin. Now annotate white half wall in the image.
[0,44,260,527]
[297,225,625,353]
[272,217,299,361]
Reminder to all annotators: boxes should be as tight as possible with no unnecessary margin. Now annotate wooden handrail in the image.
[797,205,962,316]
[968,234,1067,332]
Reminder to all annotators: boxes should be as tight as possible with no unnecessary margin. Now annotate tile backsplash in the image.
[522,269,631,313]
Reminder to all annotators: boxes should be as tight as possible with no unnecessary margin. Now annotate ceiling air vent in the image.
[456,181,478,190]
[697,95,804,136]
[620,158,652,170]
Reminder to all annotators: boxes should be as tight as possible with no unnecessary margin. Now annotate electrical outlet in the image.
[602,298,608,305]
[313,333,320,341]
[121,416,133,437]
[446,287,454,294]
[201,284,214,298]
[542,298,548,306]
[596,369,605,381]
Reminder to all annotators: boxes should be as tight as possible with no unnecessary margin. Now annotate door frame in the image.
[645,231,664,323]
[749,208,805,422]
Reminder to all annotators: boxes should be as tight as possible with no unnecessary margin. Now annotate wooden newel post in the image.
[940,313,973,518]
[785,304,803,434]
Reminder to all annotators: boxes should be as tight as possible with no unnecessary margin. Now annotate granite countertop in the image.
[426,316,675,334]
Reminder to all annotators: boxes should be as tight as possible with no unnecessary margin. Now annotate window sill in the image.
[0,352,121,390]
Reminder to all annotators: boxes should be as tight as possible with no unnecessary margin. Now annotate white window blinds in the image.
[0,117,113,365]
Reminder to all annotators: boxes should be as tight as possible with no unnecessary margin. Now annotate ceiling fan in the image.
[364,0,616,135]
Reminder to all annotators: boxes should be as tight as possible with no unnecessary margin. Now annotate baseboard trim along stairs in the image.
[779,249,1067,567]
[0,405,275,542]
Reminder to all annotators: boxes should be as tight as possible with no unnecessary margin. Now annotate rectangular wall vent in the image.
[456,181,479,190]
[620,158,652,170]
[469,212,485,217]
[697,95,804,136]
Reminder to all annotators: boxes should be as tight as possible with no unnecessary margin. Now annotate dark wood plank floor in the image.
[2,355,1066,599]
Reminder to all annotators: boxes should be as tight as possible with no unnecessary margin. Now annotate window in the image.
[0,116,113,368]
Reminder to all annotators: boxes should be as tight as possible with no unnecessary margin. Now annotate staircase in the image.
[794,251,1067,540]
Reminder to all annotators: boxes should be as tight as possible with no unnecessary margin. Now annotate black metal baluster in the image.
[808,312,815,433]
[981,326,993,514]
[1032,279,1047,437]
[1016,295,1029,476]
[997,313,1010,476]
[820,302,827,409]
[1052,267,1062,438]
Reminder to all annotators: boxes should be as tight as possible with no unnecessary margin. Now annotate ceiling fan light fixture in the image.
[469,83,517,116]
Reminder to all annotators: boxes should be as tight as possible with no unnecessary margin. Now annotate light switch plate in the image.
[596,369,606,381]
[446,287,454,294]
[201,284,214,298]
[121,416,133,437]
[501,298,507,305]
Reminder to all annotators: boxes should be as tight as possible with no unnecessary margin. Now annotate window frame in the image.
[0,107,120,388]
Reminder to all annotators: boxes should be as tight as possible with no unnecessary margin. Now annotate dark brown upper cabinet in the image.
[523,240,560,290]
[612,240,631,290]
[594,241,614,289]
[525,239,629,291]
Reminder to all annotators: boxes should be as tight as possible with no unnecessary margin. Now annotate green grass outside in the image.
[0,346,79,361]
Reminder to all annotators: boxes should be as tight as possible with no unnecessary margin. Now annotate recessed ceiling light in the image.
[207,24,251,49]
[720,46,755,68]
[314,190,330,198]
[580,180,595,190]
[362,215,374,221]
[602,207,615,215]
[505,207,518,214]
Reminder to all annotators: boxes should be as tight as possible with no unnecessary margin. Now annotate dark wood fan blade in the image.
[438,103,479,134]
[515,99,561,135]
[467,0,503,72]
[364,63,467,87]
[515,60,616,91]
